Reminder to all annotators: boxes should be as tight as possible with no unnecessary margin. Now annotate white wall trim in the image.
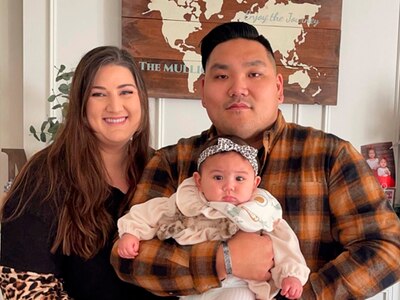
[49,0,57,117]
[292,104,299,124]
[23,0,51,156]
[393,7,400,204]
[154,98,165,149]
[321,105,331,133]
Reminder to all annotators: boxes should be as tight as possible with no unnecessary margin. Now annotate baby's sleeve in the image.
[117,195,177,240]
[267,219,310,287]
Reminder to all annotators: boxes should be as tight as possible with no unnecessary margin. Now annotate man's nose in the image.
[228,76,249,98]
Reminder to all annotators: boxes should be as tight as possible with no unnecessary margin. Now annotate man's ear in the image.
[201,78,206,108]
[193,171,202,191]
[254,176,261,190]
[276,73,284,104]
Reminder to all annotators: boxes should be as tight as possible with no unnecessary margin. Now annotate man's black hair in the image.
[200,21,275,70]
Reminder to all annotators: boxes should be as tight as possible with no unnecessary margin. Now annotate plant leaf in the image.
[48,122,60,134]
[58,83,70,94]
[40,132,47,143]
[33,132,40,141]
[47,94,57,102]
[31,64,72,143]
[29,126,36,134]
[63,71,74,81]
[62,102,69,118]
[40,121,48,132]
[59,64,66,73]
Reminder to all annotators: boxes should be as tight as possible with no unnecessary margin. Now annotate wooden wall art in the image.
[122,0,342,105]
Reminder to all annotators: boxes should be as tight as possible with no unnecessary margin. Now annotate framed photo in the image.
[385,188,396,207]
[361,142,396,206]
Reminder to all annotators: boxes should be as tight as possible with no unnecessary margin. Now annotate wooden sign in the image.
[122,0,342,105]
[1,148,27,192]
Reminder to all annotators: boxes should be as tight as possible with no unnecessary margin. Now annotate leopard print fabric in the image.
[0,266,72,299]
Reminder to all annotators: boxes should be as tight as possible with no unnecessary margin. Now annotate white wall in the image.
[21,0,122,157]
[0,0,23,197]
[331,1,400,148]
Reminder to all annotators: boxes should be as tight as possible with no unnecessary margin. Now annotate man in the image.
[112,22,400,299]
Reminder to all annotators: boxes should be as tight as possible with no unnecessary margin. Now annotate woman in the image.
[0,46,166,299]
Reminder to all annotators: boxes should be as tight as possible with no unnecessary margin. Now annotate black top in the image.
[1,187,165,300]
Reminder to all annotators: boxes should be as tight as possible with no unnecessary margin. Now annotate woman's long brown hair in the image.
[1,46,151,259]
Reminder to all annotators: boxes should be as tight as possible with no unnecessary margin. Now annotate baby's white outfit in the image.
[118,177,310,300]
[377,166,390,176]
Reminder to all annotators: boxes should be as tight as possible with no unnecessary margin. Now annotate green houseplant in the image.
[30,65,74,142]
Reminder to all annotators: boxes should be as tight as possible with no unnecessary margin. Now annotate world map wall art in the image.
[122,0,342,105]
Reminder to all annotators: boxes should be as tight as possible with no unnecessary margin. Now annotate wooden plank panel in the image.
[280,66,338,105]
[123,18,340,68]
[122,0,342,30]
[131,57,338,105]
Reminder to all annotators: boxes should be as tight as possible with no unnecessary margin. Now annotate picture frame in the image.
[361,142,396,207]
[122,0,342,104]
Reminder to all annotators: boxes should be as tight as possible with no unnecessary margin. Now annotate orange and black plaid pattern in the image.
[111,110,400,299]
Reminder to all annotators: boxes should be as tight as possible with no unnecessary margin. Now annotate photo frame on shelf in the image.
[361,142,396,207]
[385,188,396,207]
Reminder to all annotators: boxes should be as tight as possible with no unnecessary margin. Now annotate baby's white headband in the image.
[197,137,259,174]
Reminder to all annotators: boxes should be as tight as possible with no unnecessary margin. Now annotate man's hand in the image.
[216,231,274,281]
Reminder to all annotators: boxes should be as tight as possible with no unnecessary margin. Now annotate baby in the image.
[376,157,395,188]
[118,136,310,300]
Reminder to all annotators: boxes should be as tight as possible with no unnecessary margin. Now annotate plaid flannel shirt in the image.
[111,110,400,299]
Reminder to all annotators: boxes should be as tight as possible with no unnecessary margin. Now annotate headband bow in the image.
[197,137,259,174]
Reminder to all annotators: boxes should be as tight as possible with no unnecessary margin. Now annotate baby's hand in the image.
[280,276,303,299]
[117,233,140,259]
